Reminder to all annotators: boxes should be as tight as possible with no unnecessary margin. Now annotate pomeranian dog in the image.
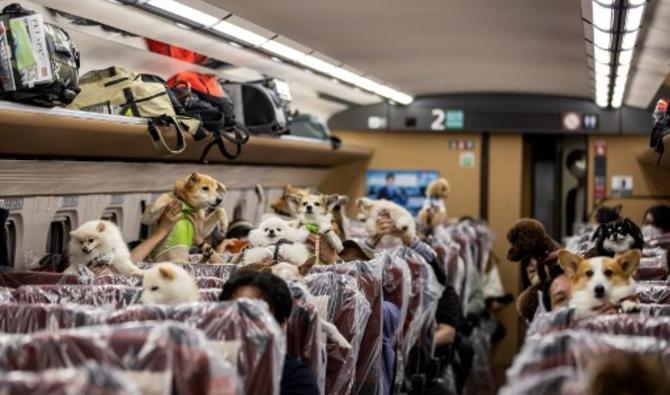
[66,220,142,276]
[356,197,416,240]
[592,218,644,257]
[287,193,344,252]
[243,216,310,265]
[558,249,640,315]
[140,262,199,304]
[142,172,229,262]
[243,259,352,349]
[417,179,450,235]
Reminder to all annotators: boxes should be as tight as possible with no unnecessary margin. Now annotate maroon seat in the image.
[0,272,78,288]
[0,303,100,334]
[106,301,284,395]
[12,285,141,307]
[306,272,371,395]
[85,275,140,287]
[637,282,670,304]
[286,283,326,393]
[139,263,237,279]
[0,321,241,395]
[311,261,384,395]
[0,362,140,395]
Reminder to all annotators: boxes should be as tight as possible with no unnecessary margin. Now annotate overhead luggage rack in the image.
[637,134,670,171]
[0,101,372,167]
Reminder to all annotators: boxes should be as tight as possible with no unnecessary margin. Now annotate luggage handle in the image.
[199,122,250,162]
[147,115,187,157]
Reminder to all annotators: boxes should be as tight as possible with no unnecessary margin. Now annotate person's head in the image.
[385,173,395,185]
[643,205,670,233]
[541,263,571,311]
[566,149,586,179]
[219,270,293,326]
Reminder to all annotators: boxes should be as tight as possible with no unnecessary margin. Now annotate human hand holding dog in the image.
[373,211,416,246]
[156,201,182,235]
[308,234,338,264]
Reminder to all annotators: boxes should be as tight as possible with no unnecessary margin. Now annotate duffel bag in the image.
[0,3,80,107]
[166,71,249,162]
[68,66,200,157]
[289,112,342,149]
[221,78,292,135]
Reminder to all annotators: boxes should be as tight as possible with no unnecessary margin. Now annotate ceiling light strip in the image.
[586,0,646,109]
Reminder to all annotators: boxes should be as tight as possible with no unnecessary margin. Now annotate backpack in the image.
[68,66,201,157]
[0,3,80,107]
[166,71,249,162]
[222,78,292,135]
[651,98,670,165]
[289,112,342,149]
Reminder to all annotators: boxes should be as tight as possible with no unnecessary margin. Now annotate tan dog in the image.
[558,249,640,315]
[417,178,450,235]
[142,172,228,263]
[271,184,309,217]
[287,193,344,252]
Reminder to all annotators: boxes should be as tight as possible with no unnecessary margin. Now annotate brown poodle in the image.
[506,218,559,262]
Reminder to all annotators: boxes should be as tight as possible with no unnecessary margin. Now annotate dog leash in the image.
[272,239,294,263]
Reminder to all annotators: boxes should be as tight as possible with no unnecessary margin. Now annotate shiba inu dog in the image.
[142,172,229,262]
[287,193,344,252]
[66,220,142,276]
[558,249,641,315]
[243,216,310,265]
[356,197,416,240]
[592,218,644,257]
[140,262,199,305]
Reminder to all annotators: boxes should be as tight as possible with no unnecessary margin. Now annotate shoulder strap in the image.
[147,115,186,157]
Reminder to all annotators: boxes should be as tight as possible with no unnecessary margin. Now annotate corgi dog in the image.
[287,193,344,252]
[66,220,142,276]
[558,249,641,314]
[356,197,416,240]
[243,216,310,265]
[244,258,352,349]
[592,218,644,257]
[140,262,199,305]
[142,172,229,262]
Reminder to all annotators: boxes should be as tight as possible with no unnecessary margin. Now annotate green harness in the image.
[155,203,197,257]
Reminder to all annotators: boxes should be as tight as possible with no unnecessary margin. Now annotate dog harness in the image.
[158,202,198,255]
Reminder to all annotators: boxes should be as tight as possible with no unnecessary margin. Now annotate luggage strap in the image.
[199,121,250,162]
[147,115,187,157]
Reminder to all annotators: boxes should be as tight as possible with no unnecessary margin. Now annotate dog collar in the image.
[272,239,295,263]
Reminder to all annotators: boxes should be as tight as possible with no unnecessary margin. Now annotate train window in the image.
[139,201,149,239]
[3,220,15,267]
[101,209,122,226]
[46,215,72,255]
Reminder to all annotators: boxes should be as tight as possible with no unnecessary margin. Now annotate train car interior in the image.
[0,0,670,394]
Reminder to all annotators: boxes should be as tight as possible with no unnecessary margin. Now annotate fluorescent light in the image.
[212,20,268,46]
[614,73,628,88]
[595,62,611,76]
[330,67,363,85]
[620,30,639,50]
[593,28,612,49]
[611,93,623,108]
[593,46,611,64]
[298,55,336,75]
[596,94,609,108]
[592,2,614,30]
[147,0,219,27]
[616,63,630,77]
[261,40,307,61]
[625,5,645,31]
[618,49,633,64]
[628,0,646,5]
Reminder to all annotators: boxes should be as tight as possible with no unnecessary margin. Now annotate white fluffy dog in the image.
[65,220,142,276]
[244,216,310,265]
[140,262,199,305]
[356,197,417,240]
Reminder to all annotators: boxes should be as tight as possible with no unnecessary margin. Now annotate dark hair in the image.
[225,220,253,239]
[385,172,395,180]
[645,205,670,233]
[219,270,293,325]
[566,149,586,169]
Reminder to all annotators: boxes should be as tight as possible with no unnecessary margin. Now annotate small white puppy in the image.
[66,220,142,276]
[140,262,199,305]
[356,197,416,240]
[244,216,310,265]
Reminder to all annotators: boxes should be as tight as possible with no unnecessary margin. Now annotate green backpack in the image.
[68,66,200,157]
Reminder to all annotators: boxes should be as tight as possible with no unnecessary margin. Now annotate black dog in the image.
[592,218,644,257]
